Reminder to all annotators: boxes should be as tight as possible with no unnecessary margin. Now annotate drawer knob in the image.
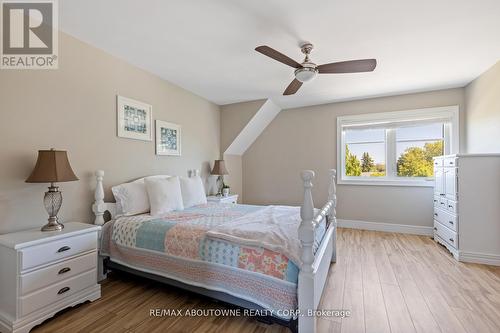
[434,200,437,203]
[449,221,454,225]
[57,246,71,253]
[448,205,453,208]
[449,238,454,243]
[58,267,71,275]
[434,213,438,216]
[433,227,437,231]
[57,287,70,295]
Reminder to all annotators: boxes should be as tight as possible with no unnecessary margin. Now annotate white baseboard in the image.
[458,251,500,266]
[337,219,433,236]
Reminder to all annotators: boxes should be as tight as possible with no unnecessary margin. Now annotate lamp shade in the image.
[211,160,228,175]
[26,149,79,183]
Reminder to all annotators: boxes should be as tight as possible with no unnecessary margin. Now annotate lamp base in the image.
[41,218,64,232]
[41,185,64,232]
[216,175,224,196]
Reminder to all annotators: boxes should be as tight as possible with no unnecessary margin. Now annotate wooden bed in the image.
[92,169,337,333]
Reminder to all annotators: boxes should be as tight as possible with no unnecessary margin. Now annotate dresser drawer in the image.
[446,199,457,214]
[434,208,457,231]
[20,232,97,271]
[438,197,447,210]
[19,251,97,296]
[433,158,443,167]
[434,221,458,249]
[19,268,97,317]
[444,157,457,167]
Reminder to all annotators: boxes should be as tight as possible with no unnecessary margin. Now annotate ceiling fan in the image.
[255,43,377,95]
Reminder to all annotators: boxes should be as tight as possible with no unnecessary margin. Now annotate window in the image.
[345,128,386,177]
[337,106,459,186]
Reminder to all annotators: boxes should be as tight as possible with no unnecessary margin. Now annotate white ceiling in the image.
[59,0,500,109]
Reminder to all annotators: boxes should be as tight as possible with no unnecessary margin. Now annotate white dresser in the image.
[0,222,101,333]
[433,154,500,265]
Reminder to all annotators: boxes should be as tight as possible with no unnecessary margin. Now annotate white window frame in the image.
[337,106,459,187]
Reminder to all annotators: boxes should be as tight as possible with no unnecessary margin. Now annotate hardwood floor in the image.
[32,228,500,333]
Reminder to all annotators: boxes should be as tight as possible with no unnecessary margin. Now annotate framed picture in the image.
[156,120,181,156]
[117,96,153,141]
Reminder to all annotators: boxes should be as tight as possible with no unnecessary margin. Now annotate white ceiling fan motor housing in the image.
[295,65,318,82]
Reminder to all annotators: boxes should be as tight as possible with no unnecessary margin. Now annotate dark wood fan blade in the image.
[283,79,303,95]
[255,46,302,69]
[317,59,377,74]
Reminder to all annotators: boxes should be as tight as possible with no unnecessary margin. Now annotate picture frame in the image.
[156,120,182,156]
[117,95,153,141]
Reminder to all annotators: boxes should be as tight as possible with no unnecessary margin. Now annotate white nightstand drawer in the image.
[19,268,97,317]
[20,232,97,271]
[207,194,238,204]
[20,251,97,295]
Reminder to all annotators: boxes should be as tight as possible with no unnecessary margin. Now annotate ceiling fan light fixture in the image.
[294,67,318,82]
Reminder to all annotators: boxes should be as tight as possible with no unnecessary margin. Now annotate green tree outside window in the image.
[345,145,362,176]
[361,152,375,172]
[397,141,443,177]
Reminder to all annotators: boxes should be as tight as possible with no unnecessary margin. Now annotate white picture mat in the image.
[117,95,153,141]
[156,120,181,156]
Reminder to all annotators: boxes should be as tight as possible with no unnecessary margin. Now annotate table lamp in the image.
[210,160,228,196]
[26,149,79,231]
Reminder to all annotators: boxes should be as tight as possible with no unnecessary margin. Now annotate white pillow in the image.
[111,181,150,216]
[180,176,207,208]
[145,176,184,216]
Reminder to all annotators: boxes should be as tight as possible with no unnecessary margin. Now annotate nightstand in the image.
[207,194,239,204]
[0,222,101,333]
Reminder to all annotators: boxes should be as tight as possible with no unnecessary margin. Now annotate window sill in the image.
[338,178,435,187]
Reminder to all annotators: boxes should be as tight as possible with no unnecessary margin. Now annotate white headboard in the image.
[91,169,200,225]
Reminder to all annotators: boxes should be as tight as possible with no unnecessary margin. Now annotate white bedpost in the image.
[328,169,337,262]
[92,170,106,226]
[91,170,108,282]
[298,170,316,333]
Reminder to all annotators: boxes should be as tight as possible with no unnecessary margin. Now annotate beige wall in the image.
[0,32,220,234]
[220,100,264,200]
[242,88,465,227]
[222,154,243,201]
[465,61,500,153]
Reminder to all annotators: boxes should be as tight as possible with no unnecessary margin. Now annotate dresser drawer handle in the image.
[449,238,454,243]
[434,213,438,216]
[58,267,71,275]
[57,246,71,253]
[448,205,453,208]
[433,199,438,203]
[57,287,70,295]
[440,194,446,196]
[449,221,454,225]
[433,227,437,231]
